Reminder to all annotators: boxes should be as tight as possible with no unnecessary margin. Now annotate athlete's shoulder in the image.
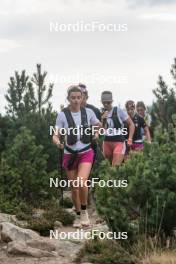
[86,104,101,113]
[135,113,146,126]
[85,107,95,116]
[56,111,66,119]
[55,111,67,127]
[116,107,128,121]
[61,107,69,113]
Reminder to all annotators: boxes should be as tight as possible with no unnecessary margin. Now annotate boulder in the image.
[55,240,82,260]
[54,221,63,229]
[0,222,39,243]
[26,239,56,252]
[0,213,14,223]
[7,241,57,258]
[0,213,28,228]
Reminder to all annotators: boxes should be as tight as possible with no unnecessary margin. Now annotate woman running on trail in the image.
[136,101,152,128]
[53,85,101,228]
[136,101,153,139]
[125,100,151,151]
[101,91,135,166]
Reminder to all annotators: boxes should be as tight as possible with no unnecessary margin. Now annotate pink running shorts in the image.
[103,141,126,159]
[63,149,94,171]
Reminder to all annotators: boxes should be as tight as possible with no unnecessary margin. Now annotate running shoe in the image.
[73,215,82,228]
[81,210,90,226]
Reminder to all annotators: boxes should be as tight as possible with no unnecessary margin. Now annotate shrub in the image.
[94,124,176,240]
[76,239,140,264]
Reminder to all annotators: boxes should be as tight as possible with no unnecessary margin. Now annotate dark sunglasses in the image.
[102,101,112,105]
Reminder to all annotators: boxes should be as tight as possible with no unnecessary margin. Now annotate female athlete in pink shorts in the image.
[125,100,151,152]
[53,85,101,228]
[101,91,134,166]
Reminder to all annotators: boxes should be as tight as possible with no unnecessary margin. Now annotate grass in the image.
[75,235,176,264]
[16,199,75,236]
[142,251,176,264]
[75,239,140,264]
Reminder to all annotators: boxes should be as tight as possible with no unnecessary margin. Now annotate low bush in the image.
[76,239,140,264]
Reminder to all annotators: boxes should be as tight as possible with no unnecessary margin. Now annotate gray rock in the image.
[0,213,14,223]
[54,221,63,228]
[0,213,28,229]
[7,241,57,258]
[26,239,56,252]
[86,223,109,234]
[55,240,83,261]
[81,263,94,264]
[0,222,39,243]
[10,215,28,228]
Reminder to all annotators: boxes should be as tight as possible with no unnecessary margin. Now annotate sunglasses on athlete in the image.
[102,101,112,105]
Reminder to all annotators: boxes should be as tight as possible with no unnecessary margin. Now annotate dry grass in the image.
[142,251,176,264]
[130,236,176,264]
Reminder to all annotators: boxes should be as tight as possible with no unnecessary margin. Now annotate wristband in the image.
[127,138,132,144]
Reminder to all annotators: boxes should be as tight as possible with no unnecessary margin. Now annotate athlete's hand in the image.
[127,138,132,146]
[101,111,108,120]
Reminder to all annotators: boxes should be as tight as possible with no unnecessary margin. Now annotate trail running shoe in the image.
[73,215,82,228]
[81,210,90,226]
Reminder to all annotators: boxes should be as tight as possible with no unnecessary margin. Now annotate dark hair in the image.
[78,83,86,89]
[136,101,146,110]
[67,85,82,98]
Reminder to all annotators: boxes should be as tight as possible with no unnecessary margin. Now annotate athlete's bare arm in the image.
[126,117,135,145]
[52,128,64,149]
[93,121,102,139]
[144,126,151,143]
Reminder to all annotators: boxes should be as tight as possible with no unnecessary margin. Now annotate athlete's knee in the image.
[77,175,90,188]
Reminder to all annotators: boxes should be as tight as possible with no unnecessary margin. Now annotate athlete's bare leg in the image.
[77,163,92,206]
[66,170,80,212]
[112,153,124,167]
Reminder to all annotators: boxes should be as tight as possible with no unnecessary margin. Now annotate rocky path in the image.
[0,207,107,264]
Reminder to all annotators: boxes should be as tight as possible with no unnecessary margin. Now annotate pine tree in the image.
[5,71,30,117]
[152,58,176,130]
[5,70,37,118]
[3,127,49,202]
[0,114,12,155]
[31,64,53,115]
